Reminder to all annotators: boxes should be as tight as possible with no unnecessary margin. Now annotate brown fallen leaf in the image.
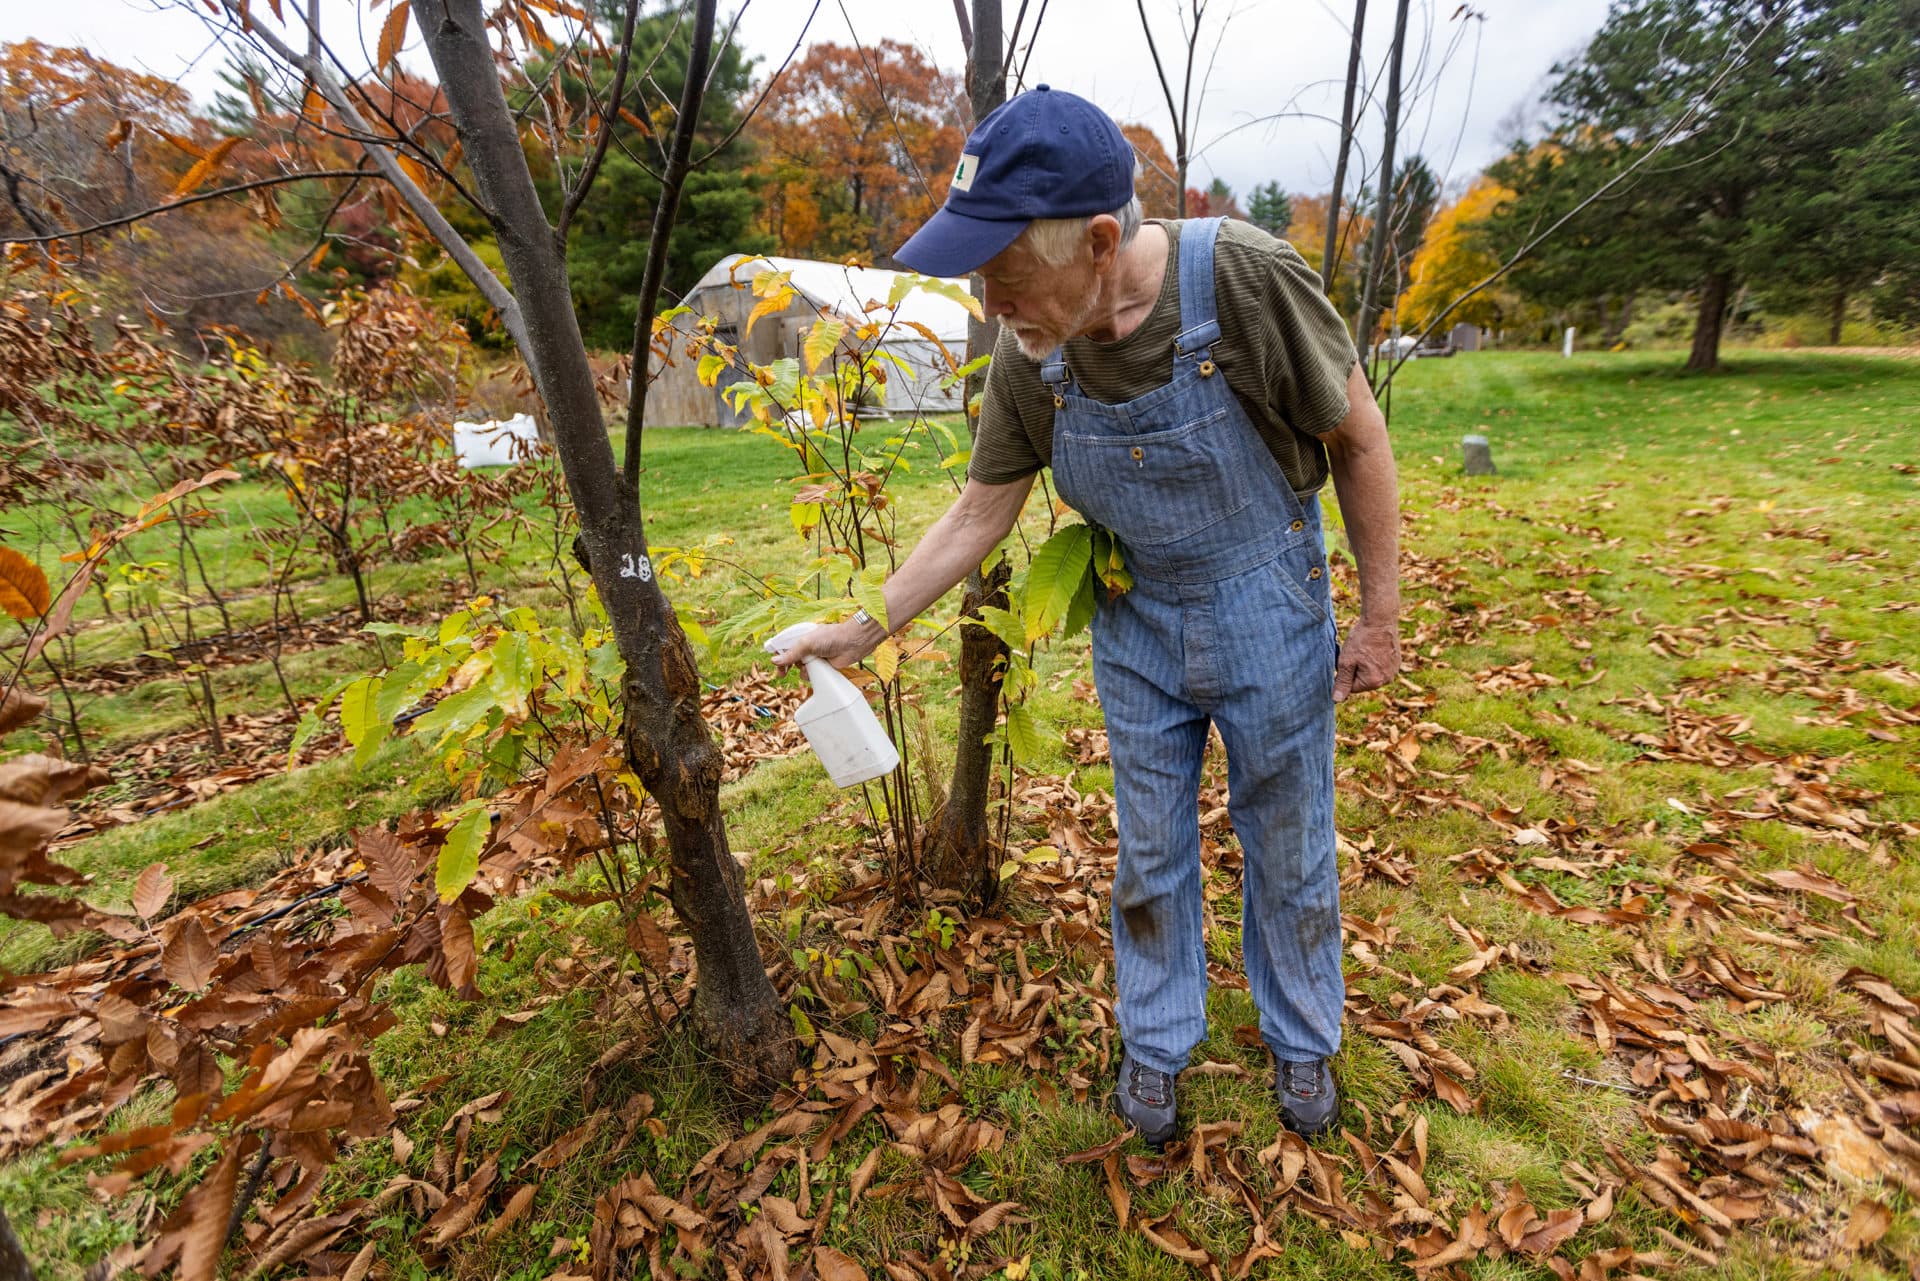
[1840,1199,1891,1251]
[1102,1150,1130,1228]
[162,917,219,992]
[813,1245,868,1281]
[134,861,175,920]
[1060,1129,1134,1164]
[1137,1212,1213,1266]
[484,1183,537,1244]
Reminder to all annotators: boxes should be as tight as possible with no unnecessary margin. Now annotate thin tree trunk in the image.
[1355,0,1411,374]
[924,558,1012,898]
[1687,271,1731,372]
[0,1206,36,1281]
[924,0,1013,902]
[1322,0,1367,293]
[1827,287,1847,345]
[414,0,792,1094]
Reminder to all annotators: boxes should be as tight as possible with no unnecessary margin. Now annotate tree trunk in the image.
[1604,294,1633,347]
[1322,0,1368,294]
[1355,0,1411,374]
[924,557,1012,898]
[0,1207,35,1281]
[922,0,1014,904]
[414,0,792,1095]
[1686,271,1731,372]
[1827,288,1847,345]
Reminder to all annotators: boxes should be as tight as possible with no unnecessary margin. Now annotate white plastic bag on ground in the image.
[452,413,541,468]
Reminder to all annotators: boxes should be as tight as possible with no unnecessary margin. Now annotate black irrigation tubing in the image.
[701,680,779,720]
[0,872,374,1058]
[226,872,367,939]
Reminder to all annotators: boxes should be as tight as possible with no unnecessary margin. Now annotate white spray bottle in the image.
[764,622,901,788]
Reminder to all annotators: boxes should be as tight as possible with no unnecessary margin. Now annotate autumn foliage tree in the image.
[1121,123,1181,219]
[9,0,800,1101]
[746,40,966,263]
[1392,175,1518,336]
[1286,191,1370,318]
[0,42,342,340]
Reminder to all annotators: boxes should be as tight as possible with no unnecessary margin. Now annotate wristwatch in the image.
[852,608,878,630]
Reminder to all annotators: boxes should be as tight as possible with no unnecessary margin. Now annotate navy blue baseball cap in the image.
[895,85,1134,277]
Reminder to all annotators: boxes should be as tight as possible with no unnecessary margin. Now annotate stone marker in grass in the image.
[1463,434,1496,476]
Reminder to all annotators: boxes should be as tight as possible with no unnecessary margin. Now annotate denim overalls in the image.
[1042,217,1344,1075]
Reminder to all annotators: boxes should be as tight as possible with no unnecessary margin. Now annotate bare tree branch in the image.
[835,0,936,206]
[214,0,528,353]
[558,0,640,241]
[693,0,823,167]
[623,0,719,492]
[5,169,381,244]
[1014,0,1050,90]
[1323,0,1366,292]
[999,0,1032,82]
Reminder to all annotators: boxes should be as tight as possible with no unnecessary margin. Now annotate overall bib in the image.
[1043,217,1344,1075]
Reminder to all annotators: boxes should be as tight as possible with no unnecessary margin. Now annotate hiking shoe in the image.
[1111,1052,1178,1148]
[1276,1058,1339,1138]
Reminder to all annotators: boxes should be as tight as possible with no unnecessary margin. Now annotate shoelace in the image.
[1127,1062,1173,1108]
[1280,1060,1325,1099]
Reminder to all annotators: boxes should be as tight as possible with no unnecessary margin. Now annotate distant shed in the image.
[647,254,974,427]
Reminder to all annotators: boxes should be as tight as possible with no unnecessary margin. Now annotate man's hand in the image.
[770,617,884,674]
[1333,617,1400,703]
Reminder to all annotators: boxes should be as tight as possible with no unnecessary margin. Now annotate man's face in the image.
[977,236,1101,361]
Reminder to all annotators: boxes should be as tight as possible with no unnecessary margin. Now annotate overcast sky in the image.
[0,0,1612,199]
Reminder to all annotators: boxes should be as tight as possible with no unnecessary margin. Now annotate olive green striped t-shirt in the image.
[969,218,1359,496]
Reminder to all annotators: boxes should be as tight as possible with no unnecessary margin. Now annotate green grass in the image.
[7,349,1920,1279]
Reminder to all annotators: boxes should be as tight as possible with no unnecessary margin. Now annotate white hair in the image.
[1018,194,1144,267]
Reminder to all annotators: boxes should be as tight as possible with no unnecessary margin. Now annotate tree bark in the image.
[923,0,1014,903]
[0,1207,35,1281]
[414,0,792,1094]
[924,557,1012,898]
[1827,288,1847,345]
[1686,271,1731,372]
[1322,0,1367,294]
[1355,0,1411,374]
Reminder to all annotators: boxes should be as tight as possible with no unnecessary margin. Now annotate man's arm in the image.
[1321,362,1402,702]
[771,474,1036,671]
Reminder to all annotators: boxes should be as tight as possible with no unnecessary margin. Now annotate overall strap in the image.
[1173,216,1225,359]
[1039,348,1075,404]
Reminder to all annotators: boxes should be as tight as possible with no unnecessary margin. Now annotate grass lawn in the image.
[4,349,1919,1280]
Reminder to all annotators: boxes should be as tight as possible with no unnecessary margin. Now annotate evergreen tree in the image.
[541,5,771,349]
[1484,0,1920,369]
[1246,181,1291,237]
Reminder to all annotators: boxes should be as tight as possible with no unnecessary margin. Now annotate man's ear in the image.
[1087,214,1123,270]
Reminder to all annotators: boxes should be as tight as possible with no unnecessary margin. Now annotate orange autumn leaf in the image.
[167,136,243,200]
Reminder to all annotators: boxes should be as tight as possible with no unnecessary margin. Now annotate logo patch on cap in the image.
[951,153,981,193]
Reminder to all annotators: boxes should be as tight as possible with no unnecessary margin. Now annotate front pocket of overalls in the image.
[1273,548,1331,626]
[1063,408,1253,547]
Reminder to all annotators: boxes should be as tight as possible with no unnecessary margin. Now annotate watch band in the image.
[852,607,877,630]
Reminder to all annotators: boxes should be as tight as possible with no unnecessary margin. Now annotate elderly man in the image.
[774,86,1401,1144]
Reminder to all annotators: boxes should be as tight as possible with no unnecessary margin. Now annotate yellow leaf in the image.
[377,0,412,71]
[168,136,243,201]
[0,547,51,621]
[803,317,845,373]
[871,639,899,683]
[745,286,794,339]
